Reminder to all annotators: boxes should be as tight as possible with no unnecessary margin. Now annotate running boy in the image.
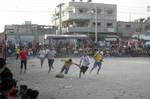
[90,50,103,74]
[79,51,90,78]
[60,58,79,74]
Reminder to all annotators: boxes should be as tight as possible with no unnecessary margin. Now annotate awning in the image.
[105,38,117,41]
[44,34,88,39]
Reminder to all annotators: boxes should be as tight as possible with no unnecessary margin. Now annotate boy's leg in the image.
[48,59,50,73]
[48,59,54,73]
[20,61,23,74]
[83,66,88,74]
[60,66,65,73]
[40,58,42,68]
[48,65,51,73]
[24,60,27,73]
[79,71,82,78]
[65,68,69,74]
[97,62,102,75]
[41,58,44,68]
[79,66,83,78]
[16,54,19,60]
[90,62,97,73]
[51,59,54,69]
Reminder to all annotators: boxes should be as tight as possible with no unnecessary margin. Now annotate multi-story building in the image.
[52,1,117,41]
[117,21,137,38]
[144,17,150,33]
[4,21,56,44]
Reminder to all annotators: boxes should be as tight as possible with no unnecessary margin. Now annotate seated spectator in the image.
[0,58,39,99]
[0,58,13,81]
[0,78,17,99]
[29,90,39,99]
[19,87,39,99]
[0,58,18,99]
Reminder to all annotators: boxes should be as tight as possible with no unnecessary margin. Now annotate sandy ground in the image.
[7,57,150,99]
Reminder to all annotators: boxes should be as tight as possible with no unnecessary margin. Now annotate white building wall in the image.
[53,1,117,35]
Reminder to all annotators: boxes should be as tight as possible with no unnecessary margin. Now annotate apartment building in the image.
[144,17,150,33]
[4,21,56,43]
[117,21,137,38]
[52,1,117,41]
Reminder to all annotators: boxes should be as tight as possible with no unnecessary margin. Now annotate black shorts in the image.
[80,66,88,73]
[48,59,54,66]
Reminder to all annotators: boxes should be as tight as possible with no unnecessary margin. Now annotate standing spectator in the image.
[28,48,33,58]
[38,47,46,68]
[46,48,56,73]
[15,47,20,60]
[90,50,103,75]
[19,48,28,74]
[79,51,90,78]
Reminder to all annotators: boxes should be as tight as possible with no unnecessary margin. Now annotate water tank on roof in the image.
[87,0,92,2]
[25,21,31,25]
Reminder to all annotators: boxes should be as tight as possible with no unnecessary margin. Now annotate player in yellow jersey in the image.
[90,50,103,74]
[15,47,20,60]
[60,59,79,74]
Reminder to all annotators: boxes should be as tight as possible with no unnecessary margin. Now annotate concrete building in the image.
[144,17,150,33]
[117,21,137,38]
[4,21,56,44]
[52,1,117,42]
[117,17,150,39]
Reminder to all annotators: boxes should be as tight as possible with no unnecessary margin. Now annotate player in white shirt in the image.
[38,48,46,68]
[79,51,90,78]
[46,48,56,73]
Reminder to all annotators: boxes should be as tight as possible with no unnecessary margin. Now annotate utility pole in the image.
[57,3,64,35]
[95,5,98,42]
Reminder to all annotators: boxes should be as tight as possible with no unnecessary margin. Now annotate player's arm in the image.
[101,56,104,61]
[72,62,80,67]
[79,57,82,66]
[60,59,66,62]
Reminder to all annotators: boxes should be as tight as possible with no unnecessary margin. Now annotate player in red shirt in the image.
[19,48,28,74]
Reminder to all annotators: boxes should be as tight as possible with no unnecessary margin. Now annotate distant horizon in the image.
[0,0,149,32]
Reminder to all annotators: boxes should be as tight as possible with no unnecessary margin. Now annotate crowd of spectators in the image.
[0,58,39,99]
[6,38,150,58]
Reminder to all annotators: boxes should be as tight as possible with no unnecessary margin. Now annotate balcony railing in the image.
[62,27,91,33]
[61,12,116,21]
[62,13,92,20]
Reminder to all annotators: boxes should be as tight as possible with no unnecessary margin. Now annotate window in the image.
[107,23,113,27]
[118,24,121,27]
[67,7,75,13]
[107,10,113,15]
[93,22,101,26]
[126,24,131,28]
[79,9,84,13]
[78,8,87,14]
[93,22,95,25]
[76,21,88,27]
[97,22,101,26]
[97,9,101,14]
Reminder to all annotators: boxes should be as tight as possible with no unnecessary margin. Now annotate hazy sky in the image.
[0,0,149,32]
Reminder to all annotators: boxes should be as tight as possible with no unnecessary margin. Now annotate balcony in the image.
[107,28,116,32]
[61,12,116,21]
[62,27,91,33]
[62,13,92,21]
